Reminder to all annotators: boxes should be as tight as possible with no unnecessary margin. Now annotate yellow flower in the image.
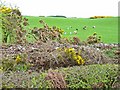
[72,55,77,60]
[76,55,85,65]
[15,55,21,63]
[59,30,64,34]
[1,9,6,13]
[0,6,12,13]
[76,55,82,60]
[68,48,75,54]
[2,6,7,9]
[68,48,74,52]
[76,60,81,64]
[81,59,85,64]
[6,8,12,13]
[64,48,68,53]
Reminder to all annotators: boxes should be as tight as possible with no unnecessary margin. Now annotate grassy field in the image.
[24,16,118,43]
[0,16,118,43]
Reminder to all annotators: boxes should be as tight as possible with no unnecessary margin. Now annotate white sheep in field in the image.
[83,26,87,30]
[74,30,77,34]
[92,26,96,28]
[64,32,67,34]
[70,32,72,34]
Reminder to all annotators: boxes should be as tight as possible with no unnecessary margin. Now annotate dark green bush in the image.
[2,64,119,88]
[47,15,67,18]
[57,64,119,88]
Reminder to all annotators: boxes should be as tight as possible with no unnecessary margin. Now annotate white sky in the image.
[1,0,119,17]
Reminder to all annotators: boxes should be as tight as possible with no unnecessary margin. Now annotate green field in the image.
[0,16,118,43]
[24,16,118,43]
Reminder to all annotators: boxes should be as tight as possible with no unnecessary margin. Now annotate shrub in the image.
[2,71,51,88]
[64,47,85,65]
[1,5,28,44]
[57,64,119,88]
[47,15,67,18]
[1,40,113,71]
[86,32,101,44]
[2,64,119,88]
[90,16,112,19]
[30,20,64,43]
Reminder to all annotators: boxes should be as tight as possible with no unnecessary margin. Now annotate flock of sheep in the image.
[64,25,96,35]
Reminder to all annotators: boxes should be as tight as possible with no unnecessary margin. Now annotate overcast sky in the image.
[1,0,119,17]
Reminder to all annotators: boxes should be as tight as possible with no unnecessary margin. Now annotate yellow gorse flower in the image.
[0,6,12,13]
[64,48,85,65]
[58,29,64,34]
[76,55,85,65]
[68,48,74,52]
[15,55,21,63]
[65,48,76,55]
[72,55,77,60]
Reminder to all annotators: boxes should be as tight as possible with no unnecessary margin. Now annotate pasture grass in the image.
[25,16,118,43]
[0,16,118,43]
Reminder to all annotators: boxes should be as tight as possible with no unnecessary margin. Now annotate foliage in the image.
[64,47,85,65]
[2,64,119,88]
[90,16,113,19]
[2,71,51,88]
[68,37,81,45]
[47,15,67,18]
[2,53,30,71]
[45,69,67,88]
[30,20,64,42]
[58,64,119,89]
[2,42,116,72]
[86,32,101,44]
[1,5,28,43]
[104,48,118,58]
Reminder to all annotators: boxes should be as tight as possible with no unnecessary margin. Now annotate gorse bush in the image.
[64,47,85,65]
[0,6,12,13]
[1,5,28,43]
[2,41,112,72]
[87,32,101,44]
[90,16,112,19]
[31,20,64,42]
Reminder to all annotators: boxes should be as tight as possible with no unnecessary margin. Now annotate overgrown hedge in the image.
[2,64,119,88]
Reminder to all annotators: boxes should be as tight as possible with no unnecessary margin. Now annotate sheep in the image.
[83,26,87,30]
[74,30,77,34]
[92,26,96,28]
[64,32,67,34]
[70,32,72,34]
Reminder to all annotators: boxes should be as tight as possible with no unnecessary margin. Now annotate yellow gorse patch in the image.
[64,48,85,65]
[58,29,64,34]
[15,55,21,63]
[0,6,12,13]
[65,48,75,55]
[75,55,85,65]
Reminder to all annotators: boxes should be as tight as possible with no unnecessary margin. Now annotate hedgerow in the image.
[2,64,119,88]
